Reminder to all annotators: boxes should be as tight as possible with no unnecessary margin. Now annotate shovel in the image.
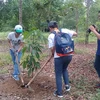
[15,52,25,86]
[21,55,53,88]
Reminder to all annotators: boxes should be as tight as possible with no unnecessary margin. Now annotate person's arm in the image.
[17,42,24,52]
[50,46,55,56]
[89,25,100,40]
[73,31,77,36]
[48,34,55,56]
[7,33,13,49]
[8,39,14,49]
[17,35,24,52]
[61,28,77,37]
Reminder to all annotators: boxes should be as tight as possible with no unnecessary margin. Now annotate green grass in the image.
[74,32,97,43]
[0,31,97,44]
[0,52,11,67]
[0,68,8,74]
[75,48,89,54]
[0,31,9,40]
[90,90,100,100]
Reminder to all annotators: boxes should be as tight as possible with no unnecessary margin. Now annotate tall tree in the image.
[19,0,22,25]
[61,0,84,32]
[84,0,94,44]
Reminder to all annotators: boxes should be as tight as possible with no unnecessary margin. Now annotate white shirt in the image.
[7,32,24,51]
[48,28,74,58]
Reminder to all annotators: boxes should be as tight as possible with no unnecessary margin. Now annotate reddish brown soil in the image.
[0,43,99,100]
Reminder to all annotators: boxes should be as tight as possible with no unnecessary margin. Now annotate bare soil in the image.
[0,41,99,100]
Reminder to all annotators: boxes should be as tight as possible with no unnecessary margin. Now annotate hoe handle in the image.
[16,54,24,85]
[26,55,53,87]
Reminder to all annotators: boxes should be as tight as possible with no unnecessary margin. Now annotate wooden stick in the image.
[25,55,53,87]
[16,54,24,85]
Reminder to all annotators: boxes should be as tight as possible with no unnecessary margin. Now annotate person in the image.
[48,21,77,98]
[7,25,24,81]
[89,25,100,88]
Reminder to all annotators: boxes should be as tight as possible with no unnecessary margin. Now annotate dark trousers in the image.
[54,55,72,94]
[94,55,100,78]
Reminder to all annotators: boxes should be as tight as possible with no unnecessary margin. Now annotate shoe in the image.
[65,85,71,91]
[12,75,19,81]
[53,91,63,98]
[94,83,100,88]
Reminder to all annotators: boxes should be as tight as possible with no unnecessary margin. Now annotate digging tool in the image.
[15,52,25,86]
[21,55,53,88]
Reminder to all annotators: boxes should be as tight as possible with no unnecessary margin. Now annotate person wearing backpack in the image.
[89,25,100,88]
[7,25,24,81]
[48,21,77,98]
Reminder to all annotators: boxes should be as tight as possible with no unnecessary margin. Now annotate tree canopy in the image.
[0,0,99,32]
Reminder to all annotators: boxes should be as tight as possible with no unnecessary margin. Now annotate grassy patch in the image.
[90,89,100,100]
[0,52,11,67]
[0,32,9,40]
[75,48,87,54]
[0,68,8,74]
[75,47,92,54]
[89,35,97,43]
[74,32,97,43]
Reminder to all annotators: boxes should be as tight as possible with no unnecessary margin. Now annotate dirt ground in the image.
[0,41,99,100]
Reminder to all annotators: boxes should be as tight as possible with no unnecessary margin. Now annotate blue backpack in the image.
[53,31,74,56]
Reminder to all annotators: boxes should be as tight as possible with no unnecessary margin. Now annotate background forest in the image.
[0,0,100,31]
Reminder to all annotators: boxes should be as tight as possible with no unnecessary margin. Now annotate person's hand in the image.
[89,25,96,32]
[15,50,18,56]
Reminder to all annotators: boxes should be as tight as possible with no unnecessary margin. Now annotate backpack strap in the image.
[51,31,56,34]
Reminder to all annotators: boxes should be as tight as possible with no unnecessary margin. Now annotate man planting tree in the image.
[48,21,77,98]
[7,25,24,81]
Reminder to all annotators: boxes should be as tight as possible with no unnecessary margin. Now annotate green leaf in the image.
[22,61,27,69]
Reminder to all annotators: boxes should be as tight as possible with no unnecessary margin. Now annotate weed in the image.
[0,52,11,67]
[91,89,100,100]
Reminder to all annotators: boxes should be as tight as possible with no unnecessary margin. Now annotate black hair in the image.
[48,21,58,28]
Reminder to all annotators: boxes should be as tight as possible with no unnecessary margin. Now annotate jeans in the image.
[10,49,22,75]
[94,55,100,78]
[54,55,72,94]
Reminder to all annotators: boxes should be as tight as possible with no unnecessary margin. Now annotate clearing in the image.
[0,41,99,100]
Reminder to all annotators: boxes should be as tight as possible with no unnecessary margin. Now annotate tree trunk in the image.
[75,8,78,33]
[19,0,22,25]
[85,0,90,44]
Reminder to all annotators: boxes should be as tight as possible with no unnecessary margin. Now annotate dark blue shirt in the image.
[96,39,100,55]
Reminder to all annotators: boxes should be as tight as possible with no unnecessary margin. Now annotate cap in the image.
[48,21,58,28]
[14,25,23,33]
